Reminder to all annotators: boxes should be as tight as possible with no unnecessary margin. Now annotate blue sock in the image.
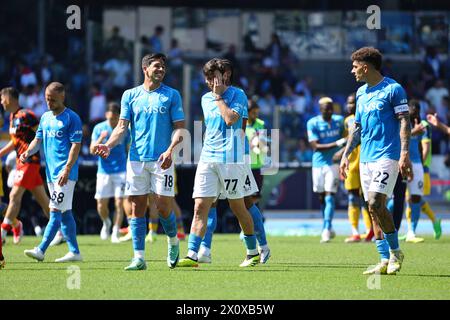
[61,210,80,254]
[410,202,421,233]
[38,211,62,253]
[248,205,267,246]
[323,195,335,230]
[243,234,257,251]
[159,212,177,238]
[201,208,217,249]
[188,233,202,254]
[375,239,390,260]
[386,198,394,214]
[384,231,400,251]
[131,217,146,252]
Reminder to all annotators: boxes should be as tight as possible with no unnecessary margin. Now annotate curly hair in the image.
[351,47,382,71]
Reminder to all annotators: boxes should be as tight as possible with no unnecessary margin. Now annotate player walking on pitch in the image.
[341,47,412,275]
[23,82,83,262]
[177,58,260,268]
[95,53,185,270]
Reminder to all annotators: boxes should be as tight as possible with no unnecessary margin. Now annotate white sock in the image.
[3,217,12,225]
[259,244,269,251]
[187,250,198,261]
[134,250,144,259]
[247,249,258,256]
[112,225,119,235]
[351,227,359,236]
[199,246,211,257]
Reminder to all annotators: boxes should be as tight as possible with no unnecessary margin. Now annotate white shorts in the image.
[407,162,424,196]
[48,180,76,212]
[193,162,252,200]
[360,159,399,200]
[217,164,259,200]
[312,164,339,193]
[95,172,126,199]
[125,161,175,197]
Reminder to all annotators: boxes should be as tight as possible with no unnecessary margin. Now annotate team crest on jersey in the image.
[57,120,64,127]
[159,95,169,103]
[377,91,386,99]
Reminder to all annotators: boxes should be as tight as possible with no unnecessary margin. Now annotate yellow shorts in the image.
[345,169,361,191]
[423,172,431,196]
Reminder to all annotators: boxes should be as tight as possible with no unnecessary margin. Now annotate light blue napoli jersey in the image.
[409,129,424,164]
[355,77,409,163]
[307,114,345,167]
[35,108,82,182]
[120,84,184,162]
[92,120,130,174]
[200,86,248,163]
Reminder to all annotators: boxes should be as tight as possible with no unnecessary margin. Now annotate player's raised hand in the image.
[426,113,439,127]
[339,156,349,179]
[58,168,70,186]
[94,144,111,159]
[399,152,413,182]
[213,70,226,96]
[411,118,425,135]
[158,149,173,170]
[20,151,29,163]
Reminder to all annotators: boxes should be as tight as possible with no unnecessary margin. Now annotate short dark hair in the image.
[0,87,19,100]
[351,47,382,71]
[107,102,120,115]
[142,53,166,68]
[46,82,65,93]
[202,58,234,85]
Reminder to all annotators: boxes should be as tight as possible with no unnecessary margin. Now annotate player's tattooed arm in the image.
[398,112,413,180]
[216,98,240,126]
[339,122,360,179]
[342,122,361,158]
[398,113,411,153]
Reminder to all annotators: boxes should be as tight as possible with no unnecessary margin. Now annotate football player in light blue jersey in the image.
[340,47,413,275]
[178,58,259,268]
[307,97,346,243]
[95,53,185,271]
[90,102,130,243]
[23,82,83,263]
[197,98,271,265]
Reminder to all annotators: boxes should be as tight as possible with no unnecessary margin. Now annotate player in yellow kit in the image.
[340,93,373,243]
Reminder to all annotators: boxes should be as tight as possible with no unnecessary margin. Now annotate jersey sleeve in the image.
[231,90,248,119]
[120,90,132,121]
[307,119,319,142]
[69,113,83,143]
[170,90,185,122]
[390,83,409,114]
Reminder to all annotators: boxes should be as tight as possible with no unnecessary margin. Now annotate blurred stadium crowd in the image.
[0,5,449,164]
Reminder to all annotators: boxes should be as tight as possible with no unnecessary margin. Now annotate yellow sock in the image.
[150,222,158,232]
[361,208,372,232]
[421,201,436,223]
[405,206,412,231]
[348,205,360,233]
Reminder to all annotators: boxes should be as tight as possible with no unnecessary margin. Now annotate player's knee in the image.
[367,197,381,212]
[156,201,171,216]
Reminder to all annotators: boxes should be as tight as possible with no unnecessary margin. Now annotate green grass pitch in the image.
[1,234,450,300]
